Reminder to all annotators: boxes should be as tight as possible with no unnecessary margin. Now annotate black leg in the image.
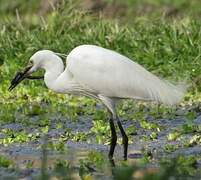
[108,117,117,161]
[117,119,128,160]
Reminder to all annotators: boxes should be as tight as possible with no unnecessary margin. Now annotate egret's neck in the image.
[43,56,64,91]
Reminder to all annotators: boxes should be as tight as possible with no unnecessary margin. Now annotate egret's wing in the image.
[67,45,186,105]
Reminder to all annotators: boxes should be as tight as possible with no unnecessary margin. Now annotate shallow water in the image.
[0,111,201,179]
[0,142,156,179]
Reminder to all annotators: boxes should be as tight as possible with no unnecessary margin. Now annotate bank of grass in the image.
[1,6,201,90]
[104,0,201,19]
[1,6,201,79]
[2,0,201,20]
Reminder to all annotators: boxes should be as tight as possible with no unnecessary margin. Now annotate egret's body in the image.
[9,45,186,161]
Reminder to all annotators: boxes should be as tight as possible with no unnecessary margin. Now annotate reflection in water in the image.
[1,139,200,179]
[4,145,146,179]
[5,146,114,179]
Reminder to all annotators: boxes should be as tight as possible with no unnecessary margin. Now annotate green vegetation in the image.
[0,0,201,179]
[0,155,13,168]
[104,0,201,20]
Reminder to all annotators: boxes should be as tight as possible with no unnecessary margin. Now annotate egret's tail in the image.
[147,78,187,106]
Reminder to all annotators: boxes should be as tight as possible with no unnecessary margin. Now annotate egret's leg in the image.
[108,117,117,160]
[117,118,128,160]
[98,95,118,161]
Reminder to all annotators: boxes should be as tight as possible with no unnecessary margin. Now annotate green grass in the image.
[1,5,201,82]
[104,0,201,19]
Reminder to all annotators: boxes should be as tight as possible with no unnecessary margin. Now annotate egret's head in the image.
[29,50,64,73]
[8,50,61,91]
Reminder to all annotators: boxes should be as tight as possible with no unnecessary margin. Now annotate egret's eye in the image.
[29,60,34,65]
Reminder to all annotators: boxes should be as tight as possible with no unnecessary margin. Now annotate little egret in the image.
[9,45,186,160]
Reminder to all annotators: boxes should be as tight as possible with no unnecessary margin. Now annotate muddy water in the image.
[0,142,156,180]
[0,114,201,179]
[0,145,103,179]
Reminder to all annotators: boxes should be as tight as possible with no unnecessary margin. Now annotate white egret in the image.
[9,45,186,160]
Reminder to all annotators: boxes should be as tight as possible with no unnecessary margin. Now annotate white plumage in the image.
[66,45,185,105]
[10,44,186,161]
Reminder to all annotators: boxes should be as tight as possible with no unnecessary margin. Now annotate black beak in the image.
[8,66,32,91]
